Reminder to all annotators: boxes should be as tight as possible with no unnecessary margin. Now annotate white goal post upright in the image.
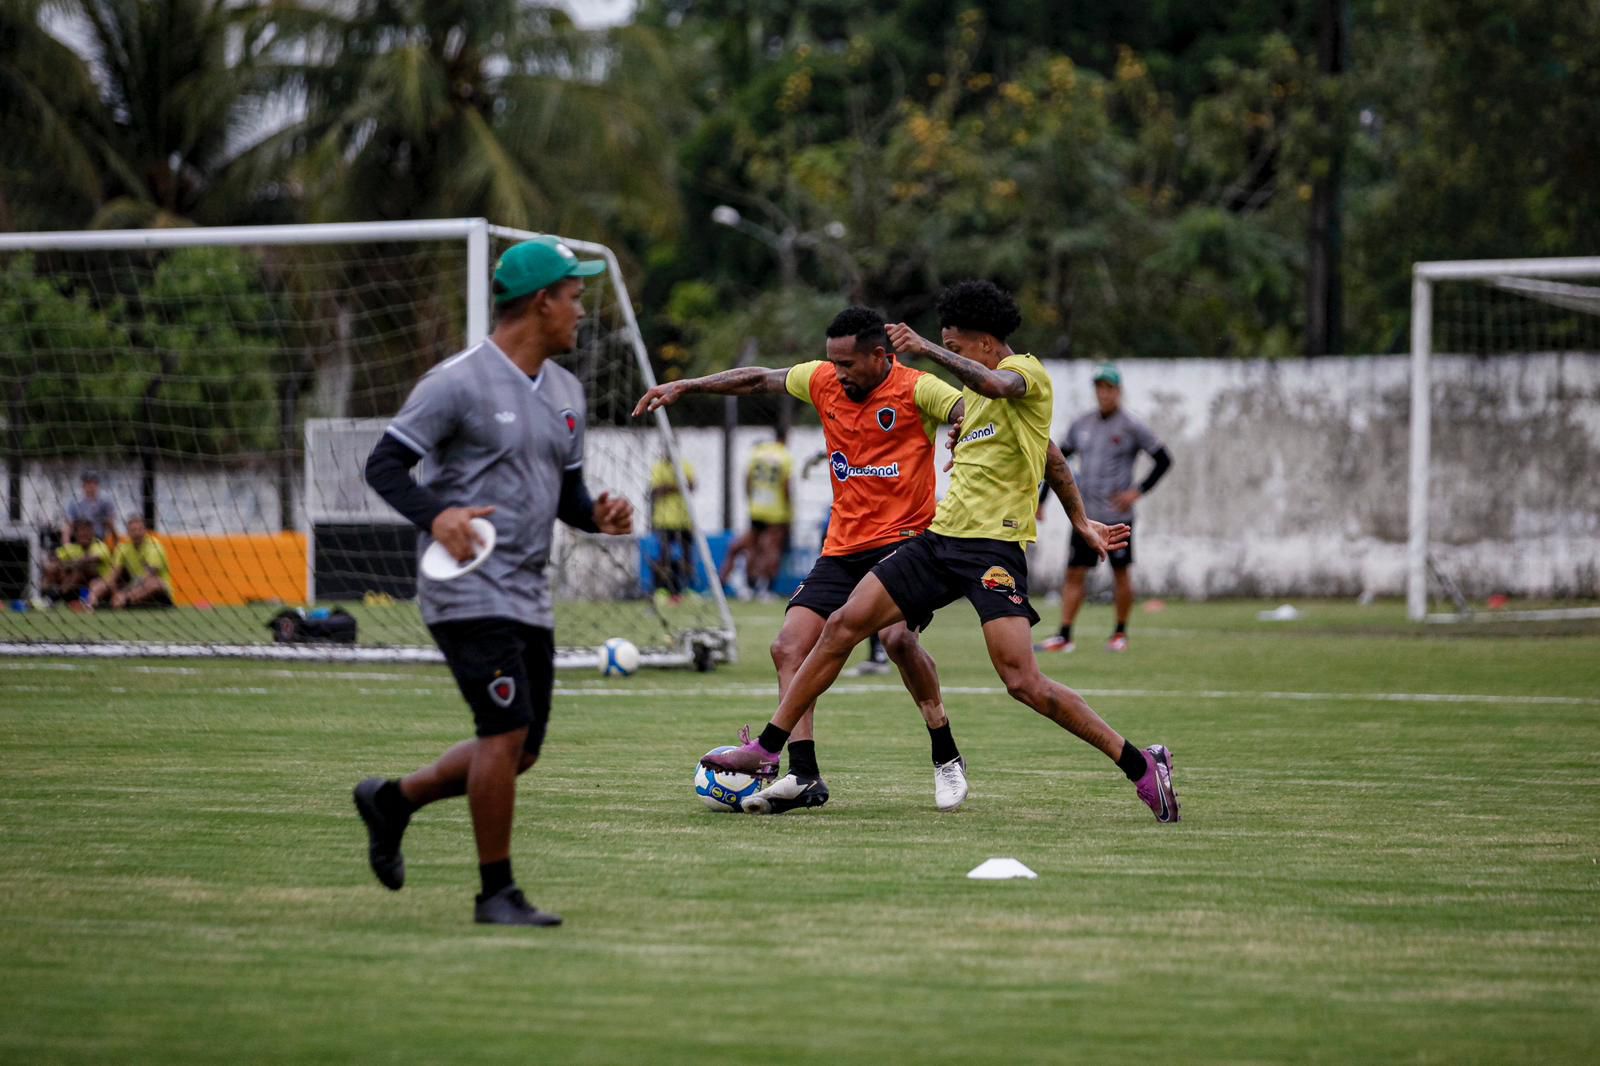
[1408,255,1600,621]
[0,218,735,665]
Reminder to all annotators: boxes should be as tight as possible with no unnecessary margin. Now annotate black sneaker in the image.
[474,885,563,926]
[740,772,831,814]
[352,777,407,891]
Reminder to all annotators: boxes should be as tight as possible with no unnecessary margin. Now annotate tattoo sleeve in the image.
[1043,442,1087,527]
[683,366,789,396]
[916,343,1027,399]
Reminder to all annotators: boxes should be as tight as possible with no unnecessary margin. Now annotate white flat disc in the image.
[419,517,497,582]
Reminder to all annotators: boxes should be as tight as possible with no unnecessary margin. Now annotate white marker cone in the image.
[966,858,1038,880]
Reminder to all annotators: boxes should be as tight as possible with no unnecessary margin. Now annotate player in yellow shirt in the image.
[41,518,112,606]
[108,514,174,609]
[649,456,697,599]
[703,281,1181,823]
[719,430,793,599]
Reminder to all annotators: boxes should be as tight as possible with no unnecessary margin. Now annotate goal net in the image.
[1408,257,1600,621]
[0,220,734,667]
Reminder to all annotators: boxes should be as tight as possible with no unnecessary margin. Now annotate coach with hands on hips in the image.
[354,236,632,927]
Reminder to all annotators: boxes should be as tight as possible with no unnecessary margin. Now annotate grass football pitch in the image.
[2,599,1598,1064]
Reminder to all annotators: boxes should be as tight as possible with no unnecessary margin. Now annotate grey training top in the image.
[386,339,587,629]
[1061,408,1164,524]
[66,495,117,538]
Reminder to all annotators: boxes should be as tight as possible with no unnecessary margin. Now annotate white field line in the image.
[1,661,1595,707]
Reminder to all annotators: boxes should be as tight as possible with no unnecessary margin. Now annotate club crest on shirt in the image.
[488,675,516,708]
[560,407,577,435]
[980,566,1016,594]
[876,406,897,431]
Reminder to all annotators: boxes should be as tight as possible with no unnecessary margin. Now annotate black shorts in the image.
[1069,522,1134,569]
[787,542,902,619]
[429,617,554,753]
[872,531,1041,633]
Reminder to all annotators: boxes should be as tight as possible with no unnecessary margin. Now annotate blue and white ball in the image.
[598,637,640,677]
[695,748,761,811]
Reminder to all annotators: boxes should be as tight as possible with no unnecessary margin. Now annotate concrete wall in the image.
[643,352,1600,600]
[10,353,1599,598]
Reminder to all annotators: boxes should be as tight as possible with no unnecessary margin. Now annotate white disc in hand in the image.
[419,517,497,582]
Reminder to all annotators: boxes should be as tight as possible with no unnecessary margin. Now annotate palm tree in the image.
[275,0,684,243]
[69,0,288,228]
[0,0,110,229]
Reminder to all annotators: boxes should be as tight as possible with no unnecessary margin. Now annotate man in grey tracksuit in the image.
[352,236,633,926]
[1036,363,1172,654]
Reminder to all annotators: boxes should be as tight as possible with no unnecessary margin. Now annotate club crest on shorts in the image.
[560,407,578,435]
[488,675,516,708]
[876,406,897,431]
[980,565,1017,594]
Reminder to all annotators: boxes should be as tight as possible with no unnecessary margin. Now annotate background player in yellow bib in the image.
[703,281,1181,823]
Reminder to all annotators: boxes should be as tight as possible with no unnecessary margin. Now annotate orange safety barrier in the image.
[161,533,308,607]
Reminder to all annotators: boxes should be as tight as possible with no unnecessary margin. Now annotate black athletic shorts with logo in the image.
[1070,521,1134,569]
[429,617,554,753]
[787,542,903,619]
[871,531,1041,633]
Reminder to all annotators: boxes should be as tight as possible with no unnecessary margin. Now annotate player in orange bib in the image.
[635,307,972,811]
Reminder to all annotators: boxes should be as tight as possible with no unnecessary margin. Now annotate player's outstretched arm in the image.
[632,367,791,416]
[1042,442,1129,559]
[887,324,1027,399]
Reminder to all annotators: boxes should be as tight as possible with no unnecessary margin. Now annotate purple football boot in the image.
[699,725,782,781]
[1134,744,1180,823]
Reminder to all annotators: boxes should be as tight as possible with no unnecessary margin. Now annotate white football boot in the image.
[934,757,969,812]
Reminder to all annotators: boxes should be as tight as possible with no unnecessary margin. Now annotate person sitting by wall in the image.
[60,470,118,548]
[107,514,174,609]
[41,518,112,608]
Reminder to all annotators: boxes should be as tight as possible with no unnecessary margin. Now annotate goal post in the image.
[0,218,735,667]
[1408,255,1600,621]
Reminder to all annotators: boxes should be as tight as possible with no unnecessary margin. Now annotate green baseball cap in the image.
[1091,363,1122,386]
[492,236,605,304]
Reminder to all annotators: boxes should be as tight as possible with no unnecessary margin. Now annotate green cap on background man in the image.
[1092,363,1122,387]
[493,236,606,304]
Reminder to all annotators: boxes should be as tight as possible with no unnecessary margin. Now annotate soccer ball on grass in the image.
[598,637,639,677]
[695,748,761,811]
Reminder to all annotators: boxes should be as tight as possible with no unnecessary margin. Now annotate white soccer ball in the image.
[695,748,762,811]
[598,637,640,677]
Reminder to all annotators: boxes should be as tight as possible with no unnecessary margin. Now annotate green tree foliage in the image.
[0,255,137,456]
[0,0,109,229]
[275,0,684,243]
[0,249,282,459]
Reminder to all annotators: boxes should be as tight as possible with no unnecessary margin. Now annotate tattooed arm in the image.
[633,366,789,416]
[1042,440,1131,560]
[885,323,1027,399]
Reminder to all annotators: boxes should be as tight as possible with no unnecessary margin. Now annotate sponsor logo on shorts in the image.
[1009,594,1024,605]
[494,410,516,424]
[488,675,516,708]
[829,451,900,482]
[876,406,897,431]
[980,565,1017,594]
[790,583,805,600]
[957,422,997,445]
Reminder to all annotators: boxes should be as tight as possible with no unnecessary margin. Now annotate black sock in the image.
[479,858,513,897]
[376,779,416,822]
[1114,621,1127,636]
[787,740,820,778]
[757,723,791,753]
[1059,624,1072,642]
[928,723,960,766]
[1117,740,1148,781]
